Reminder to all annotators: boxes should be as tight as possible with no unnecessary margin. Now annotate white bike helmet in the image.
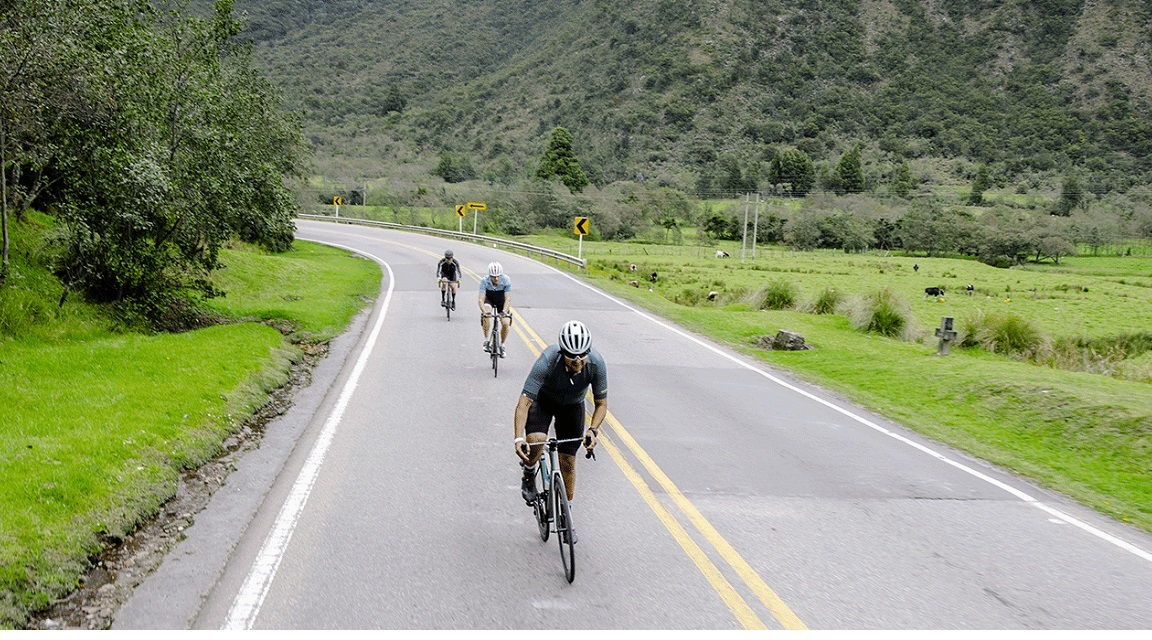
[487,262,503,277]
[558,320,592,357]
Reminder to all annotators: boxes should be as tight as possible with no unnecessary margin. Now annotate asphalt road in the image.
[115,219,1152,629]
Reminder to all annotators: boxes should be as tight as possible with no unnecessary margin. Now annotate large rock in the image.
[759,330,811,351]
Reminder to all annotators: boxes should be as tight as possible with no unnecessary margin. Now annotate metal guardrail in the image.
[295,214,586,269]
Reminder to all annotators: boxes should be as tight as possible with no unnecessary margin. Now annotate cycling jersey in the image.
[521,345,608,407]
[436,258,460,282]
[479,274,511,294]
[480,274,511,312]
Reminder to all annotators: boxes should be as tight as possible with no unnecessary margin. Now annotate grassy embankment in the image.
[519,232,1152,534]
[0,214,380,628]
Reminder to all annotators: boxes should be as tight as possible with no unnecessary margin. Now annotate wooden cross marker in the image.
[935,316,958,356]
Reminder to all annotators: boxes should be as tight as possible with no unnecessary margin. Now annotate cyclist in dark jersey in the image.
[478,261,512,356]
[514,320,607,515]
[436,250,461,310]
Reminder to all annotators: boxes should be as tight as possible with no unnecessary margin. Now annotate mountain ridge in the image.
[213,0,1152,194]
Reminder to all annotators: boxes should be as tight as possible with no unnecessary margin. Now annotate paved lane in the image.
[118,219,1152,629]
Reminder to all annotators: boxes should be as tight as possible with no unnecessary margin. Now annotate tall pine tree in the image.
[536,126,589,193]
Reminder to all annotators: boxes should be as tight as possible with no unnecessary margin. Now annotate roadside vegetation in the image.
[0,215,380,628]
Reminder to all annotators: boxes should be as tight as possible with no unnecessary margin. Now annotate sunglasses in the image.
[561,352,588,363]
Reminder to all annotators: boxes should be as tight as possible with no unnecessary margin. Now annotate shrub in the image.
[962,311,1049,358]
[752,280,797,310]
[805,288,842,315]
[1044,332,1152,379]
[849,288,913,338]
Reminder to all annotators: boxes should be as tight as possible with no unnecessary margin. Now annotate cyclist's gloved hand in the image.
[514,438,530,462]
[583,428,599,454]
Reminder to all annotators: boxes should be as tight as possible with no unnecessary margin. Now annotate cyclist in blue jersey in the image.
[514,320,607,512]
[478,261,512,356]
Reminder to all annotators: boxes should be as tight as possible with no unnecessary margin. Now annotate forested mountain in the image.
[215,0,1152,196]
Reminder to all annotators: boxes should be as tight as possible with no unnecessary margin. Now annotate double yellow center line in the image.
[509,312,807,631]
[365,236,807,629]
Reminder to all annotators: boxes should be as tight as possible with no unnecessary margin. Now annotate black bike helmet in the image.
[444,249,453,258]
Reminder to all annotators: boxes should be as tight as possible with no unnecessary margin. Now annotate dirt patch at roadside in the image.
[27,340,329,630]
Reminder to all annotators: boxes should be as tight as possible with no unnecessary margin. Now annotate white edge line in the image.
[223,243,395,629]
[534,259,1152,565]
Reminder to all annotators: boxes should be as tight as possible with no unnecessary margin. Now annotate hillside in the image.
[216,0,1152,195]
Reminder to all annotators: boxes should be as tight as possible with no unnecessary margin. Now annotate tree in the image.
[703,213,735,240]
[898,203,979,256]
[1036,235,1076,264]
[835,144,865,194]
[786,214,823,250]
[967,164,991,205]
[1054,175,1083,216]
[536,126,589,193]
[22,0,304,323]
[434,150,475,183]
[892,161,912,199]
[768,148,814,197]
[1,0,87,288]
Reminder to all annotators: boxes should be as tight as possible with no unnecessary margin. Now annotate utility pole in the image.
[740,193,750,263]
[751,193,761,262]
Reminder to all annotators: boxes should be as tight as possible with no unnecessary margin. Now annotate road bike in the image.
[482,311,512,377]
[527,436,592,583]
[439,279,457,320]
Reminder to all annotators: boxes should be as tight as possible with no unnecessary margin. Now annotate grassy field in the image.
[0,233,380,628]
[514,234,1152,534]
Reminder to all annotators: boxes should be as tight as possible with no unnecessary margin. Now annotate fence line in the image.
[295,214,586,269]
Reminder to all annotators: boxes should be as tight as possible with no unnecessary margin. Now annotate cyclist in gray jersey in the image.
[514,321,607,509]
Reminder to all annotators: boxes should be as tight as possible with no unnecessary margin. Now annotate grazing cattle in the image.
[965,284,975,295]
[629,280,639,288]
[924,286,945,298]
[913,263,919,272]
[629,263,637,272]
[715,250,730,258]
[650,271,658,283]
[707,291,719,301]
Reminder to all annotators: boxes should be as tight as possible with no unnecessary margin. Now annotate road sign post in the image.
[468,202,486,235]
[574,216,589,260]
[333,196,343,217]
[455,204,466,233]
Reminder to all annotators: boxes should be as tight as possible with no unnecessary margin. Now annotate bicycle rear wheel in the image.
[553,472,576,583]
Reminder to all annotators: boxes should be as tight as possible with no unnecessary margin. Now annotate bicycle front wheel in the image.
[491,329,500,377]
[553,472,576,583]
[534,465,550,541]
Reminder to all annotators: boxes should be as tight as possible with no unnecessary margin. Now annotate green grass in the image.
[0,231,381,628]
[523,235,1152,340]
[510,235,1152,535]
[205,241,381,341]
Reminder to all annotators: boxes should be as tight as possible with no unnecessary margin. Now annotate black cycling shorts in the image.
[484,290,507,313]
[525,399,585,456]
